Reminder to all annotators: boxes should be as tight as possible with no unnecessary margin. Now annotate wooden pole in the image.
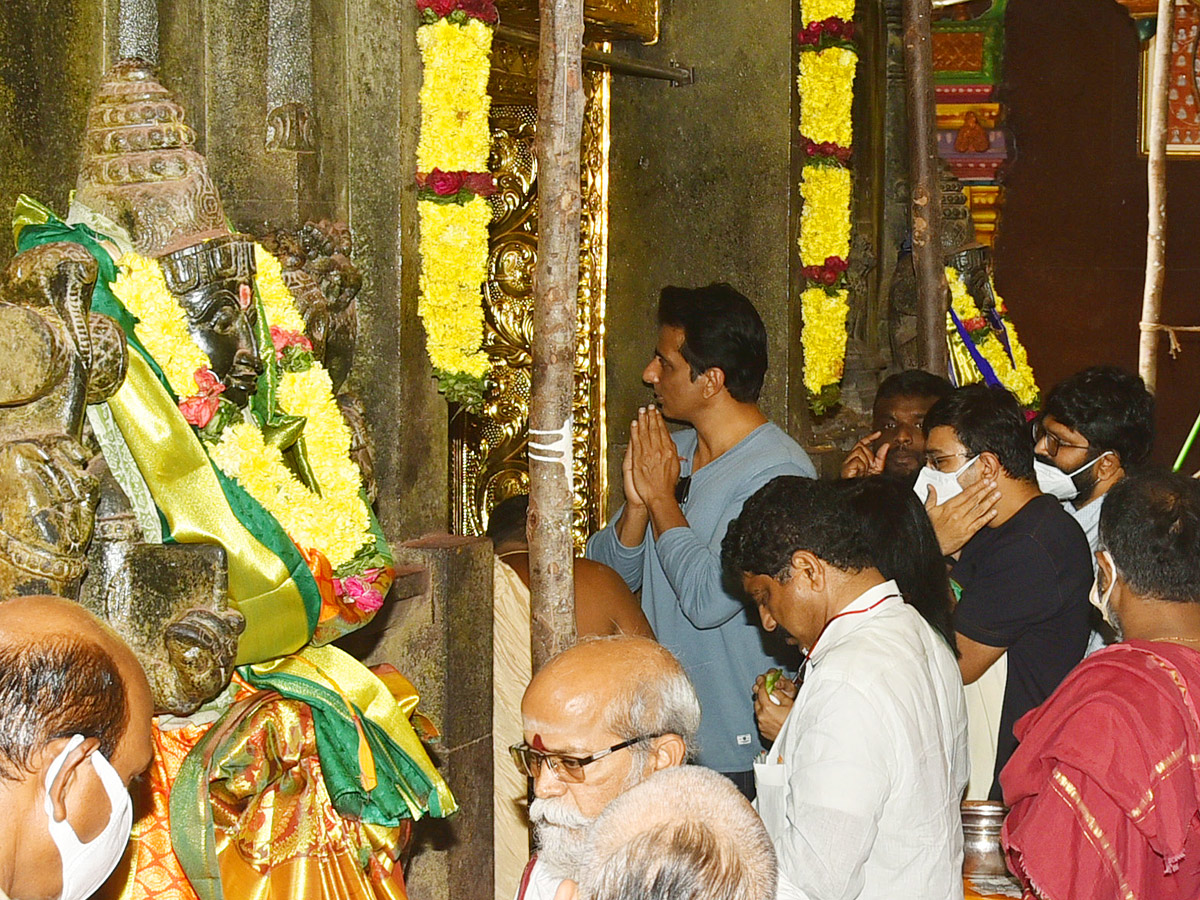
[1139,0,1176,393]
[903,0,949,378]
[529,0,583,670]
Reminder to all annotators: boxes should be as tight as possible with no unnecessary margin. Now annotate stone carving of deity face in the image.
[0,435,99,597]
[159,236,264,407]
[949,245,996,312]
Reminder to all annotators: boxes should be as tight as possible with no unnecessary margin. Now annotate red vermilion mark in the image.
[531,734,546,751]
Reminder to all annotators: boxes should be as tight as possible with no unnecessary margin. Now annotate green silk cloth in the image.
[14,198,321,662]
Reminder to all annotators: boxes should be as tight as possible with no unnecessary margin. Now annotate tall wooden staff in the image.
[903,0,949,377]
[529,0,584,669]
[1138,0,1176,393]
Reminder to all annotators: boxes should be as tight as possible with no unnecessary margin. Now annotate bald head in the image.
[579,766,778,900]
[0,596,152,781]
[524,636,701,759]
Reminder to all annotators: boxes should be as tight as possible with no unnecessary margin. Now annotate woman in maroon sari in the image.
[1000,471,1200,900]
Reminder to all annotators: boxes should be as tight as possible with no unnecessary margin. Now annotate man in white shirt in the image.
[723,476,969,900]
[512,636,701,900]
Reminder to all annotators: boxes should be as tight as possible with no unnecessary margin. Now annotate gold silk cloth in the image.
[99,676,412,900]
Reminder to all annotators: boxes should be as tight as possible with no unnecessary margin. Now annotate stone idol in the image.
[7,60,451,900]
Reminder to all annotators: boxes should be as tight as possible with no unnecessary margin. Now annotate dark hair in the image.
[835,477,958,654]
[875,370,954,409]
[1100,471,1200,604]
[657,284,768,404]
[486,493,529,545]
[1042,366,1155,468]
[722,477,874,578]
[923,383,1035,482]
[0,635,128,781]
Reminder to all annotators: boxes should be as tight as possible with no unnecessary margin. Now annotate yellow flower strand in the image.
[798,49,856,147]
[418,197,490,378]
[801,287,850,397]
[416,18,493,173]
[254,243,307,333]
[946,267,1039,407]
[799,166,853,266]
[111,253,210,399]
[802,0,854,23]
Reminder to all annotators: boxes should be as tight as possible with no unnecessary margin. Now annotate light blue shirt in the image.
[587,422,816,772]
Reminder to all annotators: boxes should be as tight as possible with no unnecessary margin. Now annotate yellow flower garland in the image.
[801,287,850,398]
[945,267,1040,408]
[111,249,375,570]
[796,2,857,407]
[799,167,853,266]
[111,253,210,398]
[798,49,856,147]
[415,13,493,395]
[804,0,854,19]
[416,18,493,172]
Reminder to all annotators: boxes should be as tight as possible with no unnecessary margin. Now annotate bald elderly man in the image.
[0,596,154,900]
[559,765,778,900]
[511,636,701,900]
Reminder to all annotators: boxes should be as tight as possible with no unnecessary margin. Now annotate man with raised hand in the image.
[840,369,953,484]
[587,283,814,799]
[0,596,154,900]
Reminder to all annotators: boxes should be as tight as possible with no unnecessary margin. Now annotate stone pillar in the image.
[354,535,496,900]
[117,0,158,63]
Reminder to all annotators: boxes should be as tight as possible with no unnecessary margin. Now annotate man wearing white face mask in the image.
[1033,366,1155,564]
[1000,471,1200,900]
[0,596,154,900]
[920,384,1092,801]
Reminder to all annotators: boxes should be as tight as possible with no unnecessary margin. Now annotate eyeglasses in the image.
[1032,422,1089,458]
[509,735,660,783]
[925,451,970,472]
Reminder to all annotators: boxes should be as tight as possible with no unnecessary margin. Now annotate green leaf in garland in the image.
[433,368,487,414]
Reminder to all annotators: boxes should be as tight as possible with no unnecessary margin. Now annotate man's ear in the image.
[43,736,100,824]
[701,366,725,399]
[1096,451,1123,483]
[978,451,1002,482]
[648,733,688,771]
[554,878,580,900]
[789,550,824,593]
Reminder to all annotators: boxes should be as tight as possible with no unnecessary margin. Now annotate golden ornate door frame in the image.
[450,39,610,551]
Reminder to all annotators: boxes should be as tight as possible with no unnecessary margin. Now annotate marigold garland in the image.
[111,253,211,399]
[945,266,1040,408]
[797,1,858,413]
[110,249,377,573]
[415,3,496,409]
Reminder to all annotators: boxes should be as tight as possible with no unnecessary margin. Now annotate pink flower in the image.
[427,168,465,196]
[270,325,313,360]
[178,368,225,428]
[963,317,987,332]
[336,575,385,613]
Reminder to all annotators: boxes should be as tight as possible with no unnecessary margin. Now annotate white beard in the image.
[530,757,650,879]
[529,797,594,879]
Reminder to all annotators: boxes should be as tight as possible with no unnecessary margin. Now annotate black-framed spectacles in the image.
[509,735,661,783]
[1032,422,1089,458]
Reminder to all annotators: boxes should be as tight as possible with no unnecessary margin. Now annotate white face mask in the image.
[1034,452,1112,502]
[913,455,979,506]
[1089,549,1120,632]
[43,734,133,900]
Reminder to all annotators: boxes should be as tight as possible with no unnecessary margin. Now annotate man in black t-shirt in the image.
[918,384,1091,799]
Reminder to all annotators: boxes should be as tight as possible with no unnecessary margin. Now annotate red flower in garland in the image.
[417,0,456,16]
[427,168,466,196]
[462,172,498,197]
[178,368,226,428]
[270,326,314,361]
[457,0,499,24]
[962,317,987,333]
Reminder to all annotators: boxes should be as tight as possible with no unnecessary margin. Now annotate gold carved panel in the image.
[450,55,610,553]
[495,0,658,43]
